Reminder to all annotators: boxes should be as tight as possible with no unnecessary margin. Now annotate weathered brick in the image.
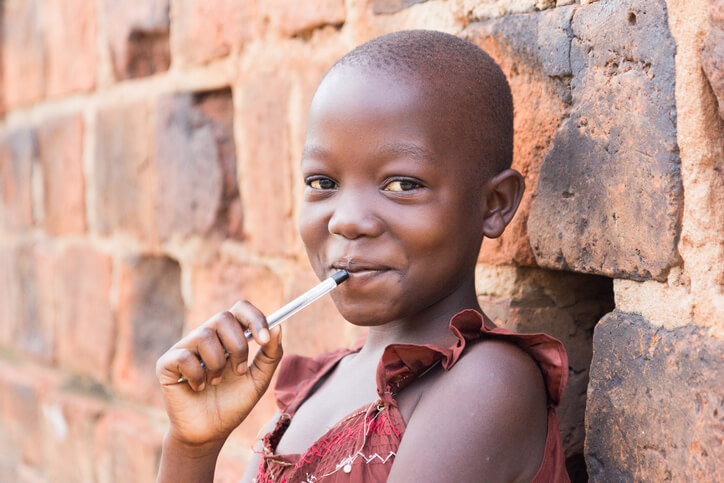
[154,88,242,241]
[0,127,36,230]
[373,0,429,15]
[44,0,97,98]
[528,0,682,281]
[701,0,724,120]
[13,242,57,364]
[0,243,17,345]
[40,390,106,483]
[93,101,156,242]
[112,255,185,405]
[1,0,45,107]
[0,360,59,469]
[455,0,557,21]
[0,10,5,119]
[36,114,86,235]
[170,0,256,66]
[263,0,345,36]
[237,68,295,256]
[478,266,613,479]
[55,244,114,381]
[94,409,163,483]
[104,0,170,80]
[586,312,724,481]
[465,7,574,266]
[188,259,283,331]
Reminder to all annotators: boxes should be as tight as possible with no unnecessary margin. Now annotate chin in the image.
[331,297,401,327]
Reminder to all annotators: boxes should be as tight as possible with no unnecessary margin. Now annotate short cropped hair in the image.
[329,30,513,179]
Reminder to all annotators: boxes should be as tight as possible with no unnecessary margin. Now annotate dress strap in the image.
[274,336,366,415]
[375,309,568,407]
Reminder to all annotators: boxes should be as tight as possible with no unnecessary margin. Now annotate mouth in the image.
[330,258,392,284]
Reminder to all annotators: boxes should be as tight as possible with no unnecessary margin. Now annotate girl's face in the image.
[299,68,486,326]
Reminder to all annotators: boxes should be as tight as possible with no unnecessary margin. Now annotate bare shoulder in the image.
[388,339,548,483]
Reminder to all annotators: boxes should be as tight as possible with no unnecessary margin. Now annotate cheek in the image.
[299,204,328,258]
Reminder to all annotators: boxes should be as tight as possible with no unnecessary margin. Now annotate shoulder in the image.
[388,339,548,483]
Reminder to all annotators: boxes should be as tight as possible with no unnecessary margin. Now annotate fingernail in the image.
[237,363,247,374]
[211,377,222,386]
[259,329,270,344]
[198,382,206,392]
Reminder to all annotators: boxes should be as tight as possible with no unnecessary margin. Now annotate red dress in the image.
[256,309,570,482]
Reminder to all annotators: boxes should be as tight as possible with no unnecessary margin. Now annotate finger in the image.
[157,348,206,391]
[216,311,250,376]
[228,300,270,345]
[248,326,283,396]
[195,326,228,385]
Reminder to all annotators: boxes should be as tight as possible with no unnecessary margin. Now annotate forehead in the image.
[304,67,465,165]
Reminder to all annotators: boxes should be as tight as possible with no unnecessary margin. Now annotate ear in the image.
[481,169,525,239]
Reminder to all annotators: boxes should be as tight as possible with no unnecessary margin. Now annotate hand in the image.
[156,300,283,447]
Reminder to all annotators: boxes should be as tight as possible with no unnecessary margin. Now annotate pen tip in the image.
[332,270,349,284]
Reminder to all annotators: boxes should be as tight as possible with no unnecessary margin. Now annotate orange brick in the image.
[0,360,59,468]
[103,0,170,80]
[36,114,86,235]
[263,0,346,36]
[94,409,163,483]
[13,242,57,364]
[93,101,156,242]
[40,390,106,482]
[1,0,45,107]
[154,89,242,241]
[55,244,114,381]
[188,258,284,330]
[0,127,36,231]
[112,255,185,406]
[44,0,97,97]
[171,0,257,66]
[0,242,17,345]
[237,70,295,256]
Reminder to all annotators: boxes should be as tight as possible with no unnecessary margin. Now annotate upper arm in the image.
[387,340,548,483]
[239,411,282,483]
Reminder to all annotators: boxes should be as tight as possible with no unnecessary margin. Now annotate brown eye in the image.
[308,178,338,190]
[384,180,421,192]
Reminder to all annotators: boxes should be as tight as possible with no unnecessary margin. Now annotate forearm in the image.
[157,432,226,483]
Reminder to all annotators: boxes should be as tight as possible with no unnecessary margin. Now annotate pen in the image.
[176,269,349,384]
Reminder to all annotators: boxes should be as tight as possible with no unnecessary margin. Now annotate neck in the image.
[358,278,481,358]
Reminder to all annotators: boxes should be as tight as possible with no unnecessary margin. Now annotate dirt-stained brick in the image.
[528,0,681,281]
[36,114,86,235]
[586,311,724,481]
[112,255,185,405]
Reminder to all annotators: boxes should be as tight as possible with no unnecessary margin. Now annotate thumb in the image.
[248,326,283,395]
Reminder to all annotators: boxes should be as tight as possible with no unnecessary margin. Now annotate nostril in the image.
[328,208,385,239]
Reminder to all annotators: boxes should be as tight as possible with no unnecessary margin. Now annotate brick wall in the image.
[0,0,721,481]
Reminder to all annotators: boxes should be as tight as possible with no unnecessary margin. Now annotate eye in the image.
[306,176,338,190]
[383,179,422,192]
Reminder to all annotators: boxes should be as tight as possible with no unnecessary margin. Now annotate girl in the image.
[156,30,569,482]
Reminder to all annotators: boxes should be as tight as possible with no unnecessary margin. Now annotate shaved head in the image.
[326,30,513,180]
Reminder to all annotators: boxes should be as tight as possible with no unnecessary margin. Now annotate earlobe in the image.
[481,169,525,239]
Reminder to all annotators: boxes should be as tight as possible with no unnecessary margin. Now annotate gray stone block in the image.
[528,0,682,281]
[585,311,724,482]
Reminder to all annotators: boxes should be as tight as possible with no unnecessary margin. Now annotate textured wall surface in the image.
[0,0,722,481]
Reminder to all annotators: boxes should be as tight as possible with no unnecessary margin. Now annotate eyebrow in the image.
[302,142,436,163]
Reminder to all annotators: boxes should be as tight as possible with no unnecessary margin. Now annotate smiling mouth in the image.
[331,258,391,273]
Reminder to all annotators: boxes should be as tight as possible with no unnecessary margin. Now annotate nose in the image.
[327,188,385,239]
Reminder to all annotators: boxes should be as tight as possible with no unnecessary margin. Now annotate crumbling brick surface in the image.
[586,311,724,482]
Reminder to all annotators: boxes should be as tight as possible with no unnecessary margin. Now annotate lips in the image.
[331,257,392,273]
[330,257,393,285]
